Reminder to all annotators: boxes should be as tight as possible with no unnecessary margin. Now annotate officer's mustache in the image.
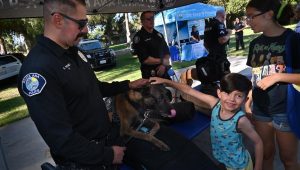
[75,32,88,40]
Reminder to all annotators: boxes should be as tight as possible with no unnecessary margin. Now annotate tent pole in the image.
[125,13,131,44]
[161,11,172,65]
[175,20,181,50]
[161,11,169,45]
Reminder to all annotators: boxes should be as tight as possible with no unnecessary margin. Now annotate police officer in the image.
[185,10,232,83]
[180,10,232,105]
[17,0,148,169]
[204,9,232,65]
[132,11,171,79]
[233,17,245,50]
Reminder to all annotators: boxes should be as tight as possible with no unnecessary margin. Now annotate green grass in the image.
[0,24,296,126]
[95,54,196,82]
[0,82,28,126]
[227,24,296,56]
[110,43,129,51]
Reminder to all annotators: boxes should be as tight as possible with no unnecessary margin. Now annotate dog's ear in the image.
[115,93,138,115]
[127,89,143,102]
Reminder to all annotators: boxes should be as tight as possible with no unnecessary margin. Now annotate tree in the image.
[206,0,248,28]
[0,18,43,54]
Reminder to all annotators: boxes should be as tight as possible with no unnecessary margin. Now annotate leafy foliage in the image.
[0,18,43,53]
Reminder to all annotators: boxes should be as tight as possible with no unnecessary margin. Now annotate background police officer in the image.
[17,0,147,169]
[204,9,232,66]
[184,10,232,84]
[233,17,245,50]
[132,11,171,79]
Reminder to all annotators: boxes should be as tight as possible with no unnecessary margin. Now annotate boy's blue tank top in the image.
[210,101,249,169]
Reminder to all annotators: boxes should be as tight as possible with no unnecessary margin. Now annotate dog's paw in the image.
[160,144,170,151]
[156,140,170,151]
[152,137,170,151]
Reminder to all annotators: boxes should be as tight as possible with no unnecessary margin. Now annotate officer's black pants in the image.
[235,33,244,50]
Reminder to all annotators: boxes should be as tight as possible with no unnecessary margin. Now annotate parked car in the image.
[8,53,26,63]
[78,39,116,69]
[0,54,22,80]
[129,42,136,55]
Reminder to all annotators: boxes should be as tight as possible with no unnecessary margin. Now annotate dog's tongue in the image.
[169,109,176,117]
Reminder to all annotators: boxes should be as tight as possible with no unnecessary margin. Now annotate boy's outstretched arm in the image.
[149,77,218,109]
[238,116,263,170]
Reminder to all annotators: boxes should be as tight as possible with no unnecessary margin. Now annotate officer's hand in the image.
[112,146,126,164]
[156,65,166,77]
[227,29,232,35]
[129,79,149,89]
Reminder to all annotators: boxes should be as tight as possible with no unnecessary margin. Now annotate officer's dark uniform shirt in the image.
[234,21,244,36]
[204,18,228,57]
[17,35,130,167]
[132,27,170,79]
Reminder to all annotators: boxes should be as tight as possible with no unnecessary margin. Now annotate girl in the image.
[245,0,300,169]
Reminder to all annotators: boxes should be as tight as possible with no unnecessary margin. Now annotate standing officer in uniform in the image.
[132,11,171,79]
[17,0,148,169]
[233,17,245,50]
[180,10,232,108]
[203,9,232,73]
[187,9,232,83]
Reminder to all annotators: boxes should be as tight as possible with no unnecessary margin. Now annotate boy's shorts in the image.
[226,152,253,170]
[253,111,291,132]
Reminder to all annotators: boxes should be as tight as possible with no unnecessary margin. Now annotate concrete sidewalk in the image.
[0,56,298,170]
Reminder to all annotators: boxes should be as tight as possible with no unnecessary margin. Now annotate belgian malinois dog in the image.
[113,84,176,151]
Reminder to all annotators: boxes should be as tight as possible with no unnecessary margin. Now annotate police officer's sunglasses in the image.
[51,12,88,30]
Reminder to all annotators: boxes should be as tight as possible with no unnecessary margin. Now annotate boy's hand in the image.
[129,79,149,89]
[149,77,166,84]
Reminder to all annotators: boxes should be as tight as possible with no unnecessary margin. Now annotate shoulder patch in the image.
[22,73,47,97]
[157,33,163,38]
[78,50,88,62]
[218,24,225,29]
[133,36,140,44]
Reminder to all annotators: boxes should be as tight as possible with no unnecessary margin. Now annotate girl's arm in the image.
[257,73,300,90]
[244,90,254,122]
[149,77,218,109]
[238,116,263,170]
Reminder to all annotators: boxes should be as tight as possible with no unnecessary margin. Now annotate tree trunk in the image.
[125,13,131,44]
[0,37,7,54]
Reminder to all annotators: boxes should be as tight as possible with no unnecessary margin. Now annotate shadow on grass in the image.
[0,107,28,127]
[0,96,25,115]
[0,76,18,91]
[94,54,141,81]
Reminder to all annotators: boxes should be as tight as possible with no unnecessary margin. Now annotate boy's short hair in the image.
[220,73,252,96]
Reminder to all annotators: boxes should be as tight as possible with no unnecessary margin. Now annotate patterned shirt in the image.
[210,102,249,169]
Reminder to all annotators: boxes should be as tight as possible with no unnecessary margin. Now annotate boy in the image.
[150,73,263,170]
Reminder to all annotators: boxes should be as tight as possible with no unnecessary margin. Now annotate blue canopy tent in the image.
[155,3,224,25]
[155,2,224,45]
[154,3,224,61]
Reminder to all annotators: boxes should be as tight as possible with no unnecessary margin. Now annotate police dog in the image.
[114,84,176,151]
